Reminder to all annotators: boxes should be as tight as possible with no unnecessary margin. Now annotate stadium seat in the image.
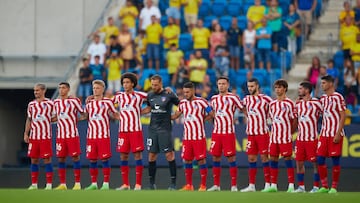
[334,51,344,69]
[159,0,169,15]
[204,15,218,28]
[184,50,193,60]
[139,69,156,87]
[206,69,217,83]
[261,86,272,96]
[157,69,170,87]
[227,1,242,17]
[198,0,211,17]
[236,69,249,87]
[160,16,168,27]
[237,16,247,31]
[252,69,267,86]
[219,16,232,31]
[229,68,237,87]
[315,0,323,18]
[179,33,193,52]
[242,3,253,15]
[211,0,227,17]
[352,105,360,123]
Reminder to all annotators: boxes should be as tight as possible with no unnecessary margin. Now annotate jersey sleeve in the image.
[337,94,347,112]
[27,103,31,118]
[75,98,84,113]
[289,100,296,119]
[234,95,244,110]
[171,92,180,105]
[107,100,117,114]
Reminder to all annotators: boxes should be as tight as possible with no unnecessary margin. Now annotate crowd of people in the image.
[78,0,318,102]
[24,71,345,194]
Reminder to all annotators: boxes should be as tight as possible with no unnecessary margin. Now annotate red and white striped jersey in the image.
[27,98,54,140]
[112,91,147,132]
[54,98,84,139]
[269,98,296,144]
[243,94,272,135]
[320,92,346,137]
[177,97,211,140]
[296,98,322,141]
[86,98,117,139]
[210,93,243,134]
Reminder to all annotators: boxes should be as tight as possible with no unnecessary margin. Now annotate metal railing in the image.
[51,0,114,100]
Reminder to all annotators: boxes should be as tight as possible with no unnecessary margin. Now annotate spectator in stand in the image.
[243,21,256,70]
[134,30,147,70]
[326,59,339,88]
[107,35,122,58]
[213,38,230,78]
[182,0,202,32]
[166,43,184,84]
[166,0,181,26]
[227,17,242,70]
[339,1,355,26]
[209,19,222,32]
[284,4,301,56]
[163,17,180,57]
[139,0,161,31]
[306,56,321,88]
[241,71,253,97]
[90,55,107,83]
[200,74,213,99]
[189,50,208,91]
[118,24,133,72]
[350,33,360,72]
[210,24,226,59]
[314,66,327,98]
[105,50,123,93]
[294,0,317,40]
[78,58,93,103]
[354,0,360,27]
[94,17,119,45]
[87,34,107,65]
[173,63,190,95]
[192,19,211,62]
[264,0,282,52]
[256,18,272,72]
[146,15,163,71]
[119,0,139,39]
[344,59,358,98]
[247,0,266,29]
[340,15,360,60]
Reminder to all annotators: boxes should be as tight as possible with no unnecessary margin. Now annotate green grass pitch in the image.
[1,190,359,203]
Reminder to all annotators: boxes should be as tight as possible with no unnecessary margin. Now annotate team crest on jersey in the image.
[161,97,166,102]
[256,99,260,103]
[193,104,199,109]
[100,103,104,108]
[42,103,47,108]
[308,104,313,109]
[281,106,287,111]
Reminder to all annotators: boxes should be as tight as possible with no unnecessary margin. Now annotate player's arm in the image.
[23,117,31,143]
[171,110,182,120]
[141,106,151,114]
[204,105,214,121]
[51,116,58,123]
[79,112,89,121]
[334,110,346,143]
[110,111,120,121]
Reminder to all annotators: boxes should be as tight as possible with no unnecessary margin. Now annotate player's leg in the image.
[85,140,98,190]
[195,139,208,191]
[55,139,67,190]
[208,133,222,191]
[117,132,130,190]
[329,136,343,193]
[223,133,237,191]
[263,143,279,192]
[161,132,177,190]
[316,137,329,193]
[147,130,159,189]
[180,140,194,191]
[27,141,39,190]
[71,155,81,190]
[100,157,111,190]
[282,143,295,193]
[242,135,258,192]
[308,140,320,193]
[310,162,320,193]
[41,139,53,190]
[294,141,305,193]
[165,151,177,190]
[258,134,271,190]
[227,155,238,192]
[132,131,145,190]
[68,137,81,190]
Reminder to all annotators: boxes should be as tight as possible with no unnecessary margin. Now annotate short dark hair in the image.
[321,75,335,83]
[121,72,138,88]
[299,81,313,93]
[110,34,117,40]
[274,79,288,92]
[217,76,229,82]
[170,43,177,48]
[248,78,259,85]
[94,55,100,59]
[183,82,194,89]
[151,74,162,82]
[327,59,334,64]
[59,82,70,88]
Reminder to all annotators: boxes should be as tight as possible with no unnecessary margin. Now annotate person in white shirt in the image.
[139,0,161,31]
[242,21,257,70]
[87,34,107,65]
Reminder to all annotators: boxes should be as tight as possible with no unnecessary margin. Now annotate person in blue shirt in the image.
[256,18,272,72]
[326,59,339,88]
[354,0,360,27]
[284,4,301,56]
[90,55,107,83]
[227,17,242,70]
[265,0,282,52]
[295,0,317,40]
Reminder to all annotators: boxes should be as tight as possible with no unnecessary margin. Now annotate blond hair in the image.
[92,80,105,88]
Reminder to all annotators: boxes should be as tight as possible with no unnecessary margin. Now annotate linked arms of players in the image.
[23,117,31,143]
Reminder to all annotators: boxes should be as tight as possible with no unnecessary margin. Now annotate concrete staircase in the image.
[287,0,342,98]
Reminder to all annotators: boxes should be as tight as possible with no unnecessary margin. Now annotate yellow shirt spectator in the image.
[119,5,139,28]
[99,25,119,45]
[170,0,182,8]
[340,25,359,49]
[189,58,208,83]
[166,50,184,74]
[247,5,266,29]
[182,0,200,14]
[146,23,163,44]
[163,24,180,49]
[191,27,210,49]
[351,42,360,61]
[339,10,355,26]
[106,58,123,81]
[135,36,147,55]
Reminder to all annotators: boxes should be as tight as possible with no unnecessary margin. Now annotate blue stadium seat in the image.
[179,33,193,52]
[237,16,248,31]
[139,69,156,87]
[236,69,249,87]
[261,87,272,96]
[211,0,227,17]
[198,0,211,17]
[159,0,169,15]
[206,69,217,83]
[219,16,233,31]
[242,3,253,14]
[184,50,193,60]
[204,15,218,28]
[252,69,267,86]
[157,69,170,87]
[334,51,344,69]
[315,0,323,18]
[229,68,237,87]
[227,1,242,17]
[160,16,168,27]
